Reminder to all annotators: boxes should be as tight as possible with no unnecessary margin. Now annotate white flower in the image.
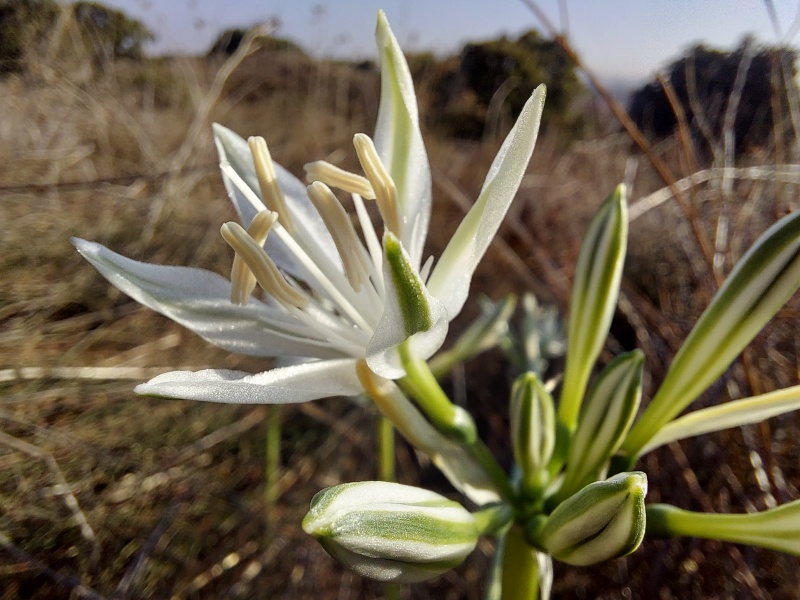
[73,11,545,406]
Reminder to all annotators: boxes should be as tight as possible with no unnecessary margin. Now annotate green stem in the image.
[398,342,477,444]
[378,416,396,482]
[376,416,399,600]
[473,503,514,537]
[265,405,282,523]
[356,359,514,504]
[470,439,517,504]
[501,526,550,600]
[399,345,514,502]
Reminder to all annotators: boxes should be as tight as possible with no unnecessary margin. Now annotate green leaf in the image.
[647,499,800,556]
[558,185,628,431]
[639,385,800,454]
[623,210,800,457]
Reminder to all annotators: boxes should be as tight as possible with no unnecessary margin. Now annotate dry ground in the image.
[1,42,799,599]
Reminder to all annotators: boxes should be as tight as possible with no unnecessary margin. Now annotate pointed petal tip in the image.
[71,236,89,252]
[376,9,389,33]
[71,237,102,260]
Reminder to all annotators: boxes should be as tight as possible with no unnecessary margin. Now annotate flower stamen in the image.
[221,221,309,309]
[306,182,373,293]
[229,210,278,305]
[353,133,401,236]
[304,161,376,200]
[248,136,296,235]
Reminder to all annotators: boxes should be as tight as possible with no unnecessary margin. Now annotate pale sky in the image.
[98,0,800,83]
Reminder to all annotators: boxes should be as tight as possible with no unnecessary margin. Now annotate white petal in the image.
[366,233,448,379]
[135,359,362,404]
[73,239,345,359]
[373,11,432,268]
[212,124,340,279]
[426,86,546,319]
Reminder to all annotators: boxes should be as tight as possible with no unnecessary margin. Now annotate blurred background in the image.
[1,1,799,598]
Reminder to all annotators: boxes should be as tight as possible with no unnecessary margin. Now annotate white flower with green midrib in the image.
[72,12,545,450]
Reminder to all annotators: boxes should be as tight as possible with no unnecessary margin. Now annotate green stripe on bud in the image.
[559,185,628,431]
[510,372,556,498]
[529,472,647,566]
[303,481,479,583]
[557,351,644,501]
[384,232,433,337]
[647,499,800,556]
[623,210,800,458]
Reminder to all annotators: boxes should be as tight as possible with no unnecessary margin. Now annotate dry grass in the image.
[1,29,799,600]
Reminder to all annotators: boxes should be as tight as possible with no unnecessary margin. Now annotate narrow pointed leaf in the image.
[72,239,344,359]
[647,499,800,556]
[426,85,546,319]
[373,10,432,267]
[624,210,800,457]
[558,185,628,430]
[640,385,800,455]
[135,359,362,404]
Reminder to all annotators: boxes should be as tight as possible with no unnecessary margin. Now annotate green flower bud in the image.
[557,351,643,501]
[559,185,628,431]
[510,372,556,495]
[302,481,479,583]
[530,472,647,566]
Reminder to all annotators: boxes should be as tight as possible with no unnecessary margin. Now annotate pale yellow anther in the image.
[221,221,308,309]
[229,210,279,305]
[352,133,401,236]
[306,181,372,292]
[248,136,296,235]
[304,161,376,200]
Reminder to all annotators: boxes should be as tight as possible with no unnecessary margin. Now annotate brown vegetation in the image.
[1,13,799,600]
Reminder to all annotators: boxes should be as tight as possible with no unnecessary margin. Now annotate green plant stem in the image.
[376,416,399,600]
[501,526,548,600]
[398,342,476,444]
[473,503,514,537]
[469,438,517,503]
[398,345,514,502]
[265,405,282,523]
[378,416,396,482]
[356,358,515,503]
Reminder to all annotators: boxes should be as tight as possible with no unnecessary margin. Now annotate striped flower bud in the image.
[510,372,556,496]
[302,481,480,583]
[529,472,647,566]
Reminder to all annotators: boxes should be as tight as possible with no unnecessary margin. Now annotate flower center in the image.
[219,132,405,342]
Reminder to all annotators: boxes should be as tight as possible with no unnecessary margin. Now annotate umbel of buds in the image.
[302,481,480,583]
[527,472,648,566]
